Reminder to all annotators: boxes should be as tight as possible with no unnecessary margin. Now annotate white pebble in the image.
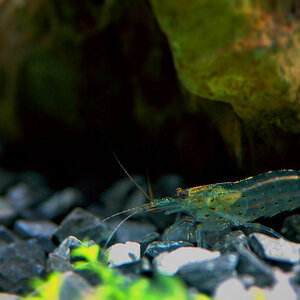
[214,278,251,300]
[154,246,220,276]
[107,241,141,267]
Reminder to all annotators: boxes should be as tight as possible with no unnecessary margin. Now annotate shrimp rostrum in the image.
[104,170,300,246]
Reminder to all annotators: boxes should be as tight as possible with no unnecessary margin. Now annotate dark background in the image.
[0,0,299,197]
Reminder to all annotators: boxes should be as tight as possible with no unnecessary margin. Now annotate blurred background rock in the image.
[0,0,299,189]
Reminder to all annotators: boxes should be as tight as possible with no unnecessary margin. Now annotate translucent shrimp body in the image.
[151,170,300,231]
[104,170,300,246]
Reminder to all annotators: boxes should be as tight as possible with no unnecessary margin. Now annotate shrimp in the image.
[103,169,300,246]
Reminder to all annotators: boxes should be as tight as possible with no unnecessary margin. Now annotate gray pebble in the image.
[100,176,146,215]
[236,245,275,287]
[0,198,16,226]
[6,183,49,211]
[37,188,83,220]
[281,214,300,243]
[179,253,238,295]
[0,239,46,294]
[0,226,17,244]
[145,240,194,258]
[14,219,57,239]
[59,271,93,300]
[48,236,93,273]
[111,220,157,244]
[54,207,105,244]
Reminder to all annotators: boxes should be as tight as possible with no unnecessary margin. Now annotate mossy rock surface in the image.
[150,0,300,133]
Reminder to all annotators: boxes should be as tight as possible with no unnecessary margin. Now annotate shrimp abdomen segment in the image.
[188,170,300,228]
[233,170,300,222]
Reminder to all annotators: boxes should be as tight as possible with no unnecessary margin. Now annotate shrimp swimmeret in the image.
[103,169,300,246]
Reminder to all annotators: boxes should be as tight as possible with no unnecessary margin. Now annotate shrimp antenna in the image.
[111,150,152,201]
[99,126,152,201]
[146,168,154,201]
[104,205,150,248]
[100,203,150,224]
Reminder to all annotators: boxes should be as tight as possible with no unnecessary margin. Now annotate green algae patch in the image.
[150,0,300,133]
[23,243,208,300]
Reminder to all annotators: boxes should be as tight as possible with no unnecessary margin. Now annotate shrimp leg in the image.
[240,223,284,239]
[196,223,232,248]
[163,216,197,243]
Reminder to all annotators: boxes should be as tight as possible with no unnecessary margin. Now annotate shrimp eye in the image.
[175,187,189,199]
[175,187,182,194]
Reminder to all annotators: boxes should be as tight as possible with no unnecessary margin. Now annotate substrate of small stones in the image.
[0,168,299,299]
